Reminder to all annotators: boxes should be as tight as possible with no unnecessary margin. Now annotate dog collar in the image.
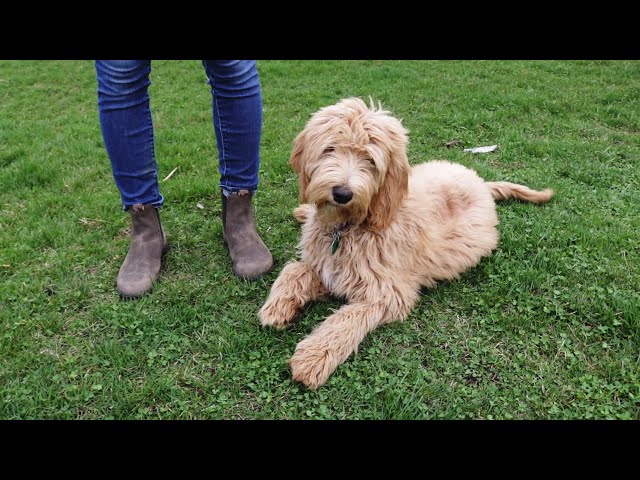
[331,223,352,254]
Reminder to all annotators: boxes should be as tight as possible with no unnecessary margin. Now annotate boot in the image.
[222,190,273,280]
[117,203,168,298]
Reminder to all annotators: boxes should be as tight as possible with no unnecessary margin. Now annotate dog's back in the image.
[403,160,553,285]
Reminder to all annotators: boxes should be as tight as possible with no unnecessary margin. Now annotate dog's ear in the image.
[290,130,310,202]
[367,117,410,230]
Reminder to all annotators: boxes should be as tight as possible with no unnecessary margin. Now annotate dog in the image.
[259,97,554,389]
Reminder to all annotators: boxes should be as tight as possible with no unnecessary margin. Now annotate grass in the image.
[0,60,638,419]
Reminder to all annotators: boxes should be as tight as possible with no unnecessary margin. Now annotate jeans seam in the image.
[214,95,228,189]
[147,105,160,203]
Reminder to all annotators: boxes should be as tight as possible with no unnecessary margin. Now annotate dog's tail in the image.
[486,181,554,204]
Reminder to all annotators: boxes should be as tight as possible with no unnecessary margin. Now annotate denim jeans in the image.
[95,60,262,209]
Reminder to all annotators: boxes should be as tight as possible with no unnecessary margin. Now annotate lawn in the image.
[0,60,638,419]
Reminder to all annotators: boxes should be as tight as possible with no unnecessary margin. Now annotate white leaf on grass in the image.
[196,203,205,210]
[463,145,498,153]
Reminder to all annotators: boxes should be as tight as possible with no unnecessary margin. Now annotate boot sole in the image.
[232,262,275,281]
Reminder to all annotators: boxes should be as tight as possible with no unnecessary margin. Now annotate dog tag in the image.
[331,229,341,254]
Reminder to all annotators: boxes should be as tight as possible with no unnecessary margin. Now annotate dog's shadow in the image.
[285,296,347,332]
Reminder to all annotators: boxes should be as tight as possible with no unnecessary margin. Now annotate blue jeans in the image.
[95,60,262,209]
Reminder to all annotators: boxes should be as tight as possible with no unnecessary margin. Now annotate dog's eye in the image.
[358,158,376,172]
[323,147,335,155]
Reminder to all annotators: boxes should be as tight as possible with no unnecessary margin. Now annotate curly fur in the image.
[260,97,554,389]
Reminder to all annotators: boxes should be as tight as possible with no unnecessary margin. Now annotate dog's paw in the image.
[293,204,314,224]
[289,341,336,390]
[259,298,298,330]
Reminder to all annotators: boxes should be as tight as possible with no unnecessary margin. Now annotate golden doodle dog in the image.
[259,97,554,389]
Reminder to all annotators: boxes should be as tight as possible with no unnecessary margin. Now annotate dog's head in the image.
[290,97,410,230]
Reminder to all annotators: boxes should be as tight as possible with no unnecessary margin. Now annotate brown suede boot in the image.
[222,190,273,280]
[117,203,168,298]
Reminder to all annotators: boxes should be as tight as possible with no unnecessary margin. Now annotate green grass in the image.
[1,60,639,419]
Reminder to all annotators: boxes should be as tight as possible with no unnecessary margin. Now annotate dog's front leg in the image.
[259,261,327,329]
[289,301,389,389]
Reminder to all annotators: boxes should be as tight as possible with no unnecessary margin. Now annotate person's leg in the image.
[96,60,164,209]
[202,59,262,194]
[202,60,273,279]
[96,60,167,298]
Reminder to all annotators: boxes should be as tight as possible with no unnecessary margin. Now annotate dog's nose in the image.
[332,186,353,204]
